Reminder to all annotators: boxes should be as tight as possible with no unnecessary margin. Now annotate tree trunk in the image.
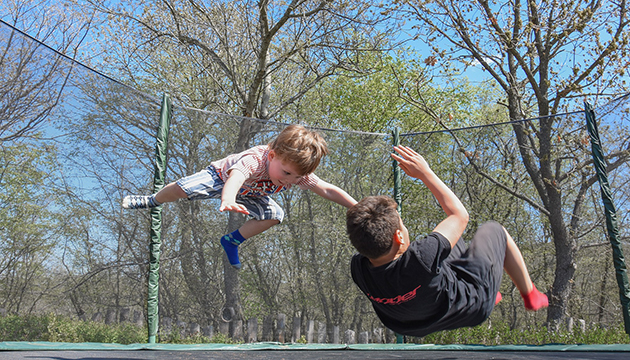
[598,264,609,323]
[180,201,217,322]
[509,93,576,324]
[546,198,576,323]
[222,118,263,327]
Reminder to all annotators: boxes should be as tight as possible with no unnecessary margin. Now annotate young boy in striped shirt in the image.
[123,124,357,269]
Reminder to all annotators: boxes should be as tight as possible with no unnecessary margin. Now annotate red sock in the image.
[521,284,548,311]
[495,291,502,305]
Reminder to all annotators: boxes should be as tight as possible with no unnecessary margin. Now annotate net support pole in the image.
[147,94,172,343]
[585,101,630,336]
[391,128,404,344]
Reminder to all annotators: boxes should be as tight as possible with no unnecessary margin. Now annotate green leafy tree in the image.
[0,143,58,314]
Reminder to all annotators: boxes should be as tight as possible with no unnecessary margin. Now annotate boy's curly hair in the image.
[269,124,328,175]
[346,196,400,259]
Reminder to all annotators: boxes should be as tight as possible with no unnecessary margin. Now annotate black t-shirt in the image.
[350,232,494,337]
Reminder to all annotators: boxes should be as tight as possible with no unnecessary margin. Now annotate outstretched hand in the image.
[219,201,250,215]
[391,145,431,179]
[392,145,469,249]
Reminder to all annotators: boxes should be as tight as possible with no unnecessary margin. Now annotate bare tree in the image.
[78,0,397,328]
[394,0,630,324]
[0,1,95,142]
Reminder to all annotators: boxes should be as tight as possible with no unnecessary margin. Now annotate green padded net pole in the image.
[585,101,630,336]
[148,94,172,343]
[392,128,404,344]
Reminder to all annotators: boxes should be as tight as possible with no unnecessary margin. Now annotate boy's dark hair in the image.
[346,195,400,259]
[269,124,328,175]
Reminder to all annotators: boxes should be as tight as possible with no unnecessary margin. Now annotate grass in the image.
[417,322,630,345]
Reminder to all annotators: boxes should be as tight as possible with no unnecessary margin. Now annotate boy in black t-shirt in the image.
[346,145,548,337]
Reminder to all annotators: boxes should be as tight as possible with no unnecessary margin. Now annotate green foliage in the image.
[0,141,59,313]
[301,48,504,135]
[0,314,146,344]
[207,332,242,344]
[1,315,627,345]
[0,312,245,345]
[413,321,630,345]
[296,335,308,344]
[0,314,49,341]
[152,325,242,344]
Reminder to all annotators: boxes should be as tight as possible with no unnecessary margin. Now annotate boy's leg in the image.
[123,167,222,209]
[221,196,284,269]
[122,182,188,209]
[459,222,506,310]
[502,228,532,294]
[155,182,188,203]
[458,222,546,313]
[502,227,548,311]
[221,219,279,270]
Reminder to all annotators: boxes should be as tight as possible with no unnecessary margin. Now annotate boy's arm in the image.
[219,170,250,215]
[310,180,358,208]
[391,145,468,248]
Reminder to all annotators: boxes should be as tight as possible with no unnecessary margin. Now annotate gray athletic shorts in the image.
[176,166,284,222]
[448,221,507,315]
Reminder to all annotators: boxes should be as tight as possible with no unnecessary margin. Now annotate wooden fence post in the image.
[190,322,200,336]
[203,325,214,338]
[359,331,369,344]
[317,321,327,343]
[119,308,130,323]
[247,318,258,343]
[219,320,229,336]
[91,312,103,322]
[306,320,315,343]
[105,308,116,325]
[372,328,383,343]
[176,320,187,338]
[277,313,286,343]
[231,319,243,341]
[161,317,173,335]
[578,319,586,332]
[262,315,274,342]
[344,329,356,344]
[292,317,301,343]
[133,310,143,327]
[332,326,340,344]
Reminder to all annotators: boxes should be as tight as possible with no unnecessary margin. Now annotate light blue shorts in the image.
[176,166,284,222]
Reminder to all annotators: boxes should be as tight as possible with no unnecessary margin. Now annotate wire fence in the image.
[2,18,630,338]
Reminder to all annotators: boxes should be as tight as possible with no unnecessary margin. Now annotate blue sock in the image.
[221,230,247,270]
[148,195,161,207]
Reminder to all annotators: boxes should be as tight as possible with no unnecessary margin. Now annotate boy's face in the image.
[267,150,304,187]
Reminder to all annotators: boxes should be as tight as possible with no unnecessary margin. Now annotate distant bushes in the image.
[417,322,629,345]
[0,313,627,345]
[0,314,239,344]
[0,314,146,344]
